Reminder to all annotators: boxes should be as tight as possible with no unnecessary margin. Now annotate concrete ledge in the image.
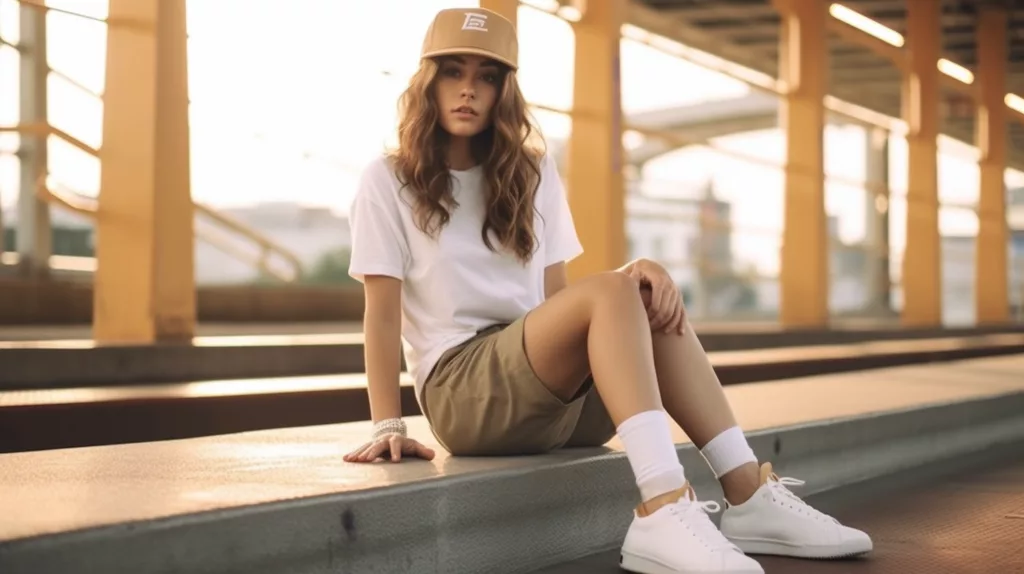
[4,339,1024,453]
[0,279,365,325]
[2,330,1023,390]
[2,356,1024,574]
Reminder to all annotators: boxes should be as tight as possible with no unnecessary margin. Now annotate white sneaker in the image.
[719,463,873,559]
[620,484,765,574]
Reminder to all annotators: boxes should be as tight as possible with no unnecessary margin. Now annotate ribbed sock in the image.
[617,410,687,501]
[699,425,758,479]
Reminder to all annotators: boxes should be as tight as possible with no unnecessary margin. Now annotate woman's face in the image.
[433,55,501,138]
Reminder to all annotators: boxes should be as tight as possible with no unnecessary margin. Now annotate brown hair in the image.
[388,57,544,264]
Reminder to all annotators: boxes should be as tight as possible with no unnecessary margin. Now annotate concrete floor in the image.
[535,443,1024,573]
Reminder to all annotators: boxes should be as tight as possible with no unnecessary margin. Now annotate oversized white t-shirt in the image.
[347,153,583,401]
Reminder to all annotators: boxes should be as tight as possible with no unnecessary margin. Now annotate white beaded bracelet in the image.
[372,418,408,440]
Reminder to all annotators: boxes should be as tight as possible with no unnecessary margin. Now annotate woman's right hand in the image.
[343,433,437,463]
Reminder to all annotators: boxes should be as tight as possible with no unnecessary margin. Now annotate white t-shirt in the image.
[347,153,583,401]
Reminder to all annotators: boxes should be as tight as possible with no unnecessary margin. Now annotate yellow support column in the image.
[479,0,518,25]
[566,0,627,280]
[774,0,828,327]
[94,0,196,343]
[975,6,1009,324]
[901,0,942,327]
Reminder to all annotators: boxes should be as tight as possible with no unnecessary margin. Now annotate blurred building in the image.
[624,179,764,318]
[195,203,350,285]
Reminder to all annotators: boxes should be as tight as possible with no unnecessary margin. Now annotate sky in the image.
[1,0,1020,277]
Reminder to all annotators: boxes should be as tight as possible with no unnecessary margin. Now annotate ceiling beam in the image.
[626,2,780,77]
[621,0,1024,168]
[655,4,778,21]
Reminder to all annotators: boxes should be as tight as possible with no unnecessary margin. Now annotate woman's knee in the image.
[588,271,643,307]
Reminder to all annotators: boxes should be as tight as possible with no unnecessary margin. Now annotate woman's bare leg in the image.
[638,287,761,505]
[652,327,760,504]
[523,271,689,506]
[527,273,770,573]
[523,271,662,422]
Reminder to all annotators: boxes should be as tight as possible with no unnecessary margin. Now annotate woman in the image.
[345,7,872,574]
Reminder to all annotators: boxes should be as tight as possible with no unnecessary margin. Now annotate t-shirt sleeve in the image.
[539,154,584,266]
[347,161,409,283]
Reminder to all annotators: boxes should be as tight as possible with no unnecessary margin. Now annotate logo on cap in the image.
[462,12,488,31]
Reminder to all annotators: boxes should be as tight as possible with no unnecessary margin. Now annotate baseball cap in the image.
[420,7,518,70]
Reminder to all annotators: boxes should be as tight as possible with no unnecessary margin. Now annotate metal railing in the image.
[0,123,304,282]
[1,0,303,282]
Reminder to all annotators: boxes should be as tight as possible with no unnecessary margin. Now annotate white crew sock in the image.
[617,410,687,501]
[699,426,758,479]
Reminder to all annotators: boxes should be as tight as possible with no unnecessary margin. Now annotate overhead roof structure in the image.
[622,0,1024,171]
[624,91,781,165]
[544,91,782,166]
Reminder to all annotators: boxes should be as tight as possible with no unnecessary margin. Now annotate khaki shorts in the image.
[420,316,617,456]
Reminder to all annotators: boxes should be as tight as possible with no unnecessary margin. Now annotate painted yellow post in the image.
[94,0,196,343]
[774,0,828,327]
[975,6,1009,324]
[566,0,627,280]
[901,0,942,327]
[478,0,518,25]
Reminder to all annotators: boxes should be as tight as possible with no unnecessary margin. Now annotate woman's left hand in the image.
[628,259,686,335]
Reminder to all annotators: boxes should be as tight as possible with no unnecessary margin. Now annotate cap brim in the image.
[422,47,517,71]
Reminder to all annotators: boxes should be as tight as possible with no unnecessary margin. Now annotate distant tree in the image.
[2,226,94,257]
[301,247,357,285]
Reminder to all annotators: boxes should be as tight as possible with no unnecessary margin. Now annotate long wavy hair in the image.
[389,56,544,264]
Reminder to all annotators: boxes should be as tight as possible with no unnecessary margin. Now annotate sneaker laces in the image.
[765,474,839,524]
[670,487,741,552]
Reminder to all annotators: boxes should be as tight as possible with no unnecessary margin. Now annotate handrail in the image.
[0,124,99,157]
[37,178,98,218]
[192,203,304,282]
[38,179,303,283]
[15,0,155,33]
[1,122,305,282]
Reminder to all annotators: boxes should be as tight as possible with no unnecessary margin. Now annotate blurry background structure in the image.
[3,5,1024,573]
[2,0,1024,339]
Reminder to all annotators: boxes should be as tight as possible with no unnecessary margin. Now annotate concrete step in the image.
[1,355,1023,574]
[0,279,366,325]
[2,324,1022,389]
[3,337,1024,452]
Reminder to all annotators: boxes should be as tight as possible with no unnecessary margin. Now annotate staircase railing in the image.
[0,123,304,282]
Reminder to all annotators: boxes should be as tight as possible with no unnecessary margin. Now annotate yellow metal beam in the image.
[565,0,627,280]
[774,0,829,327]
[94,0,196,343]
[901,0,942,327]
[825,16,907,73]
[975,6,1010,324]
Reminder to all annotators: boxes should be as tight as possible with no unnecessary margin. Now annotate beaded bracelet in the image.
[372,418,408,440]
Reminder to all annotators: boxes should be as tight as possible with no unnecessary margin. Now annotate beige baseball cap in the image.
[420,7,518,70]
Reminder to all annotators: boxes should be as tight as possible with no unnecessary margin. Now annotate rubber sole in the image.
[729,538,873,560]
[619,551,764,574]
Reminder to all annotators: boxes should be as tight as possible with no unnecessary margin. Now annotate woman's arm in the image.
[363,275,404,423]
[544,261,570,299]
[346,274,435,463]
